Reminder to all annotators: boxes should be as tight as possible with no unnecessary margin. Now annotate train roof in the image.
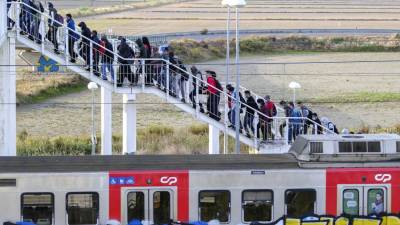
[0,154,299,173]
[289,134,400,166]
[0,152,399,173]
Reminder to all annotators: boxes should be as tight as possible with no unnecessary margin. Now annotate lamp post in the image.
[288,81,301,104]
[88,82,99,155]
[221,0,231,154]
[225,0,246,154]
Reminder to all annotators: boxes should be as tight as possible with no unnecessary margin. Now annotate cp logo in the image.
[375,174,392,183]
[160,176,178,185]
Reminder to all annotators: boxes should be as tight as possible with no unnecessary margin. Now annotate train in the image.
[0,134,399,225]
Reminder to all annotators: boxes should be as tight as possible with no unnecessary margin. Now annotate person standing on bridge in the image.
[244,90,258,138]
[46,2,59,54]
[100,36,115,82]
[206,71,222,121]
[91,30,101,76]
[66,14,79,63]
[117,37,135,87]
[262,95,276,142]
[78,21,91,70]
[142,37,153,85]
[189,66,205,113]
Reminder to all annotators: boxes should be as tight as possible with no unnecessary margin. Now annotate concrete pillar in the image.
[1,0,6,39]
[208,124,220,154]
[101,87,112,155]
[0,36,16,156]
[122,94,136,155]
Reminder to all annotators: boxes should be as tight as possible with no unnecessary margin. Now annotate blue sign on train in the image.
[37,55,59,72]
[109,176,135,185]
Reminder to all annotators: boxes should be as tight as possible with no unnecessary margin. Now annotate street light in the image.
[225,0,246,154]
[88,82,98,155]
[221,0,231,154]
[288,81,301,104]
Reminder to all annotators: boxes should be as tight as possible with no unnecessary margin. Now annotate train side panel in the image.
[0,173,109,225]
[326,167,400,216]
[189,169,326,225]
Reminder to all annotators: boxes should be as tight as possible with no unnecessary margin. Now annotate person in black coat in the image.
[100,36,115,81]
[243,90,259,137]
[78,21,91,70]
[189,66,204,113]
[117,37,135,86]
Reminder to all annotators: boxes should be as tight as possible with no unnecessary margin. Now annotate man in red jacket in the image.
[262,95,276,141]
[206,71,222,121]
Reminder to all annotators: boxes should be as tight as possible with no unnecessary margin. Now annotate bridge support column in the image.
[0,36,16,156]
[209,124,220,154]
[123,94,136,154]
[101,87,112,155]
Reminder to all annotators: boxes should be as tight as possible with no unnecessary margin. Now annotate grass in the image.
[17,124,252,156]
[170,35,400,63]
[59,0,190,18]
[16,73,87,104]
[306,92,400,104]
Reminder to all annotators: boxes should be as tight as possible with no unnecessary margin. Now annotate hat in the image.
[264,95,271,100]
[206,70,216,77]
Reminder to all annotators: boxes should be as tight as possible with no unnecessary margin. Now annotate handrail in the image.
[165,60,334,135]
[12,1,335,137]
[13,2,130,62]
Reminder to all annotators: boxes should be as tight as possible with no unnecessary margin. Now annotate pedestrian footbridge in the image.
[0,2,333,156]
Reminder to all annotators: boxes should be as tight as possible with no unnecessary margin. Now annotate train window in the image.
[367,142,381,152]
[396,141,400,152]
[367,189,385,215]
[127,192,145,222]
[342,189,359,215]
[21,193,54,225]
[199,190,230,223]
[285,189,316,217]
[66,192,99,225]
[153,191,171,225]
[339,142,352,153]
[353,142,367,153]
[242,190,273,222]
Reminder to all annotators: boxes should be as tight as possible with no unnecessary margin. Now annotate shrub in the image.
[188,124,208,135]
[200,29,208,35]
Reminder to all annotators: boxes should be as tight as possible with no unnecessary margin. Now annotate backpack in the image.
[99,40,106,55]
[272,104,277,116]
[215,79,223,92]
[328,122,339,134]
[54,14,64,27]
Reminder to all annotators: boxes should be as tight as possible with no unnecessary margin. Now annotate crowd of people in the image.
[7,0,340,144]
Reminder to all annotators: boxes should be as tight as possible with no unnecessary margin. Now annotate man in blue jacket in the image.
[288,102,302,143]
[66,14,79,63]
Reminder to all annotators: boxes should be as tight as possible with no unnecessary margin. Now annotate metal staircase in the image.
[8,2,334,154]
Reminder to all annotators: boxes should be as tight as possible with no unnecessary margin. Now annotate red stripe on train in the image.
[109,170,189,222]
[326,167,400,215]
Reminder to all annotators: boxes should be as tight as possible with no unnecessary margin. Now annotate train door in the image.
[123,188,174,225]
[339,185,390,215]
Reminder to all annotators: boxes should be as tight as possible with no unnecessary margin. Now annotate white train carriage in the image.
[0,134,399,225]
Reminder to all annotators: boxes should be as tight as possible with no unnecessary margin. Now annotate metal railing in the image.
[9,1,336,150]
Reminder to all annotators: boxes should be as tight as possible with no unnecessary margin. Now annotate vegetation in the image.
[17,124,251,156]
[16,74,87,104]
[306,92,400,104]
[59,0,189,18]
[170,35,400,62]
